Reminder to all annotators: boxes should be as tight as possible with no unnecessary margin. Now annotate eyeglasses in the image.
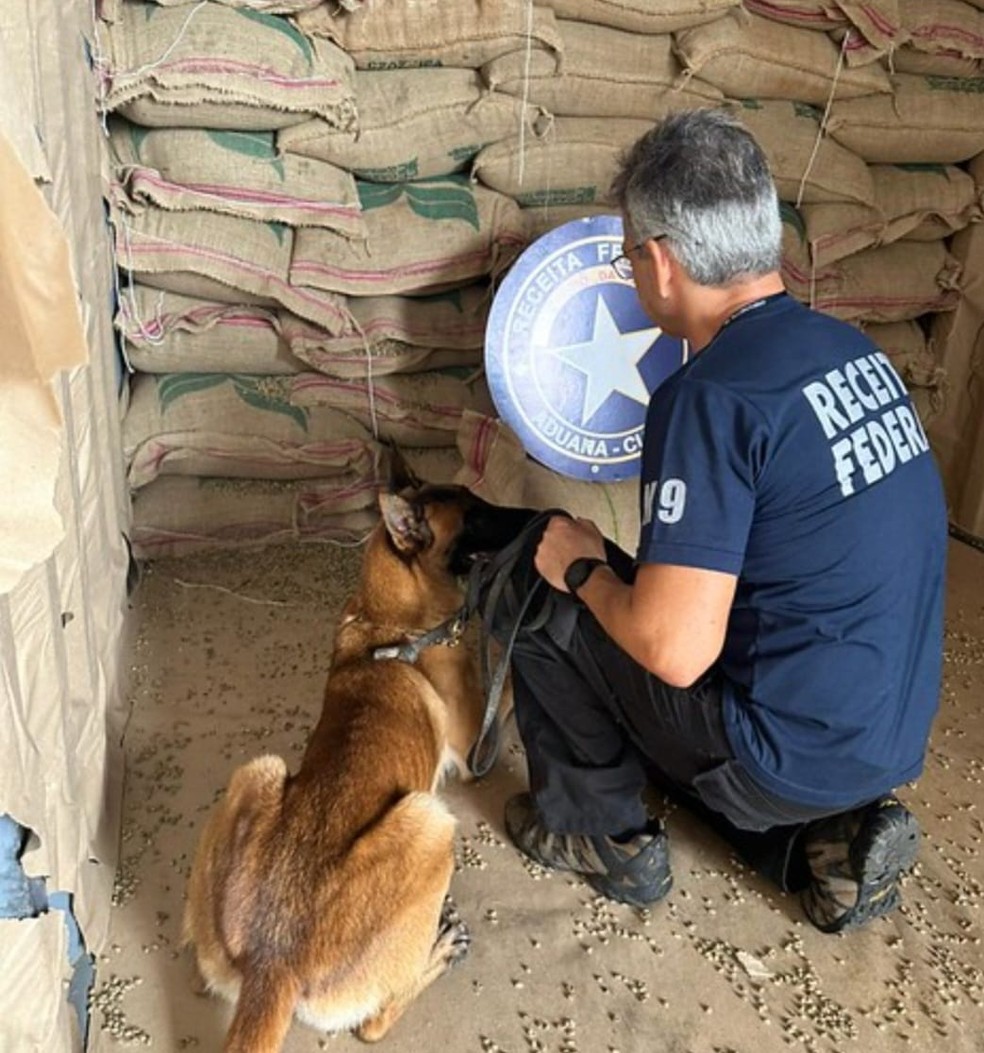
[610,234,667,281]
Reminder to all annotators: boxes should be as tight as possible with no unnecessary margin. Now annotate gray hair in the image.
[610,109,782,287]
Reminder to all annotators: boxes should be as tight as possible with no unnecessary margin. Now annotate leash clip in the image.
[372,604,470,664]
[372,644,404,662]
[444,611,467,648]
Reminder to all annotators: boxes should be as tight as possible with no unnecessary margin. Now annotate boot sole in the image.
[823,807,920,933]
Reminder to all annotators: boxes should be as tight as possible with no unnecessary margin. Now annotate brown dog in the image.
[182,481,532,1051]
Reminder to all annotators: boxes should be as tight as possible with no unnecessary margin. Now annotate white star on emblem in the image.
[548,297,660,424]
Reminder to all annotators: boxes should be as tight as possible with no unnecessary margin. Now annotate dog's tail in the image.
[224,963,298,1053]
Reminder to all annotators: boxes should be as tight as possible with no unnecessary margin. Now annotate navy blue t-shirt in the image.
[637,293,946,808]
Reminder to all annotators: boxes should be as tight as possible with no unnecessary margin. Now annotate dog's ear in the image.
[379,492,433,555]
[385,443,422,495]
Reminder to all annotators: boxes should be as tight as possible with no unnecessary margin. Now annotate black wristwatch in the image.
[563,557,606,600]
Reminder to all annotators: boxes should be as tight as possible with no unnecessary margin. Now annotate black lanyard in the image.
[719,296,773,331]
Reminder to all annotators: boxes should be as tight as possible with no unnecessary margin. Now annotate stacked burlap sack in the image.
[99,0,984,556]
[98,0,558,555]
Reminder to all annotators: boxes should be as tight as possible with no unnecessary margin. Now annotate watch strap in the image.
[563,557,606,600]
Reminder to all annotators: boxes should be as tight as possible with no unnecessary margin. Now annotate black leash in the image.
[464,509,568,779]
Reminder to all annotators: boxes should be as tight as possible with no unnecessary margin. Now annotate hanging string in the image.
[795,28,850,210]
[111,204,174,358]
[516,0,535,188]
[360,316,380,441]
[113,1,208,89]
[809,249,818,312]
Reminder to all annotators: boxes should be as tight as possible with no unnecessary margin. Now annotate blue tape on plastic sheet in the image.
[485,215,687,482]
[0,814,37,919]
[0,816,93,1043]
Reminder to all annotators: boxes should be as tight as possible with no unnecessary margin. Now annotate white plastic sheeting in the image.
[0,1,129,1049]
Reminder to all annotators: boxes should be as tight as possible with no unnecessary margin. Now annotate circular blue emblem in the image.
[485,215,687,481]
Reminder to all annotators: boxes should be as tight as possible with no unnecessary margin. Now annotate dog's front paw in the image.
[437,896,471,966]
[445,919,472,967]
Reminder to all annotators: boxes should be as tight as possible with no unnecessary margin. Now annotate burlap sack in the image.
[290,178,526,296]
[860,318,927,355]
[801,163,980,264]
[472,117,656,208]
[279,68,545,183]
[861,320,947,425]
[403,446,466,486]
[827,73,984,161]
[799,202,885,266]
[927,220,984,537]
[283,285,490,375]
[117,286,304,374]
[123,372,378,489]
[888,44,982,77]
[969,148,984,189]
[288,285,490,352]
[742,0,849,29]
[347,286,491,350]
[902,215,981,240]
[521,204,614,241]
[131,443,468,558]
[453,409,527,506]
[811,240,962,321]
[874,162,982,241]
[782,223,961,322]
[296,0,563,70]
[291,370,495,447]
[149,0,322,9]
[674,11,892,103]
[112,199,352,333]
[839,1,904,46]
[541,0,739,33]
[288,341,482,379]
[100,2,356,130]
[899,0,984,60]
[130,474,379,559]
[483,21,724,118]
[736,99,876,205]
[109,120,364,237]
[834,1,906,64]
[453,411,640,552]
[121,288,491,380]
[750,2,906,65]
[845,3,984,80]
[780,202,843,302]
[98,0,325,21]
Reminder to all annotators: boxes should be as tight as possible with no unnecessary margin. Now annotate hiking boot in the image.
[801,796,920,934]
[504,793,673,907]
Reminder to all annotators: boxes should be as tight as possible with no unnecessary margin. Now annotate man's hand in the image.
[533,514,736,688]
[534,515,606,592]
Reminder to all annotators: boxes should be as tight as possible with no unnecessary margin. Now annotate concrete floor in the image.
[91,534,984,1053]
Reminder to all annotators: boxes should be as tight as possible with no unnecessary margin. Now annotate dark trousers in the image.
[498,545,840,892]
